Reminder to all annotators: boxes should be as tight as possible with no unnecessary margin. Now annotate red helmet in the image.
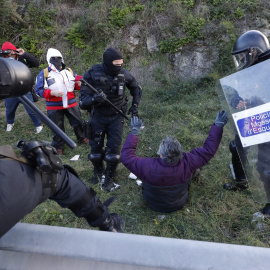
[2,41,17,51]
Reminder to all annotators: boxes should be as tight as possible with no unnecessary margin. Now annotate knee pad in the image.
[88,153,104,162]
[105,154,120,164]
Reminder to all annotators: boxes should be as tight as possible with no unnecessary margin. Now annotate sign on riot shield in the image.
[216,59,270,203]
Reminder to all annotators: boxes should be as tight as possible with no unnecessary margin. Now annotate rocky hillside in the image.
[1,0,270,84]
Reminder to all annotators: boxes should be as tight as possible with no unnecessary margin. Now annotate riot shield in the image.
[216,59,270,203]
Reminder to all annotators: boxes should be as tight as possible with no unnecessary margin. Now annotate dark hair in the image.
[157,137,182,164]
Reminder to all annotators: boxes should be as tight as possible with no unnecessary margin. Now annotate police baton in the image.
[19,96,77,149]
[80,78,129,120]
[0,58,77,149]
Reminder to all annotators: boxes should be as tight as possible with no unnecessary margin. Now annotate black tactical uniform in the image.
[224,30,270,215]
[79,48,142,192]
[0,143,124,238]
[224,30,270,192]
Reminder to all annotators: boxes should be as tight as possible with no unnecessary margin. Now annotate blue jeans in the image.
[4,91,42,127]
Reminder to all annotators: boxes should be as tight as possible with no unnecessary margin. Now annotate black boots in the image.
[91,168,104,184]
[102,154,120,192]
[225,140,249,191]
[223,179,249,191]
[89,153,120,192]
[260,203,270,217]
[103,176,115,192]
[98,213,125,232]
[70,187,125,232]
[88,153,105,184]
[102,173,120,192]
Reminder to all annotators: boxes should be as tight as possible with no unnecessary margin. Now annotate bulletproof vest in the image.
[90,65,128,114]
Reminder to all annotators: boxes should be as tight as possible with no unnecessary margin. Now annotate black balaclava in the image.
[102,48,123,77]
[50,57,63,70]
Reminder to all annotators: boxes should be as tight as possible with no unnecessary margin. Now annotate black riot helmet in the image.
[232,30,269,70]
[0,58,33,99]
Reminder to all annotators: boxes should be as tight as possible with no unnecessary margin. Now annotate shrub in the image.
[159,14,206,53]
[108,0,144,28]
[65,22,87,49]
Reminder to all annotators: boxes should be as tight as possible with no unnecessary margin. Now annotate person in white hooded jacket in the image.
[35,48,88,154]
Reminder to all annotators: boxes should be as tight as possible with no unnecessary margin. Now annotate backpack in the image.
[43,67,73,79]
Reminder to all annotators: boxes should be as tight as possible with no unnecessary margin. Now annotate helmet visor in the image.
[232,51,248,70]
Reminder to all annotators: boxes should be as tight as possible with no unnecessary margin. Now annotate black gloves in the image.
[91,91,107,104]
[79,100,91,110]
[131,116,143,135]
[215,110,228,128]
[128,103,138,117]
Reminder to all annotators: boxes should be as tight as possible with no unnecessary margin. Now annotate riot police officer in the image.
[223,30,270,215]
[0,143,124,237]
[79,48,142,192]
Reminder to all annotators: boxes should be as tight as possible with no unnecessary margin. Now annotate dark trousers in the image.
[89,112,124,155]
[47,106,84,149]
[4,92,42,127]
[232,134,247,180]
[257,143,270,202]
[233,136,270,201]
[0,160,90,237]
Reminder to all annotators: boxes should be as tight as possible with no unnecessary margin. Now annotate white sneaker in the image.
[6,124,14,132]
[36,126,43,134]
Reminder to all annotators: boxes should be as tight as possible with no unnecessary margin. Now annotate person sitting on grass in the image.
[121,112,228,213]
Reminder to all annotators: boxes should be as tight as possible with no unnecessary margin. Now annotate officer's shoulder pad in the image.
[91,64,102,70]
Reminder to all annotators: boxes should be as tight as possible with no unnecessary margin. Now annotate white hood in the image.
[46,48,64,65]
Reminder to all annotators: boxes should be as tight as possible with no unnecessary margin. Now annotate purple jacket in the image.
[121,125,223,212]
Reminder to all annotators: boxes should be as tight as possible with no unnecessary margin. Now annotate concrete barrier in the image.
[0,223,270,270]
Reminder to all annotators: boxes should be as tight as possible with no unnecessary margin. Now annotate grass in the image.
[1,73,270,248]
[1,0,270,254]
